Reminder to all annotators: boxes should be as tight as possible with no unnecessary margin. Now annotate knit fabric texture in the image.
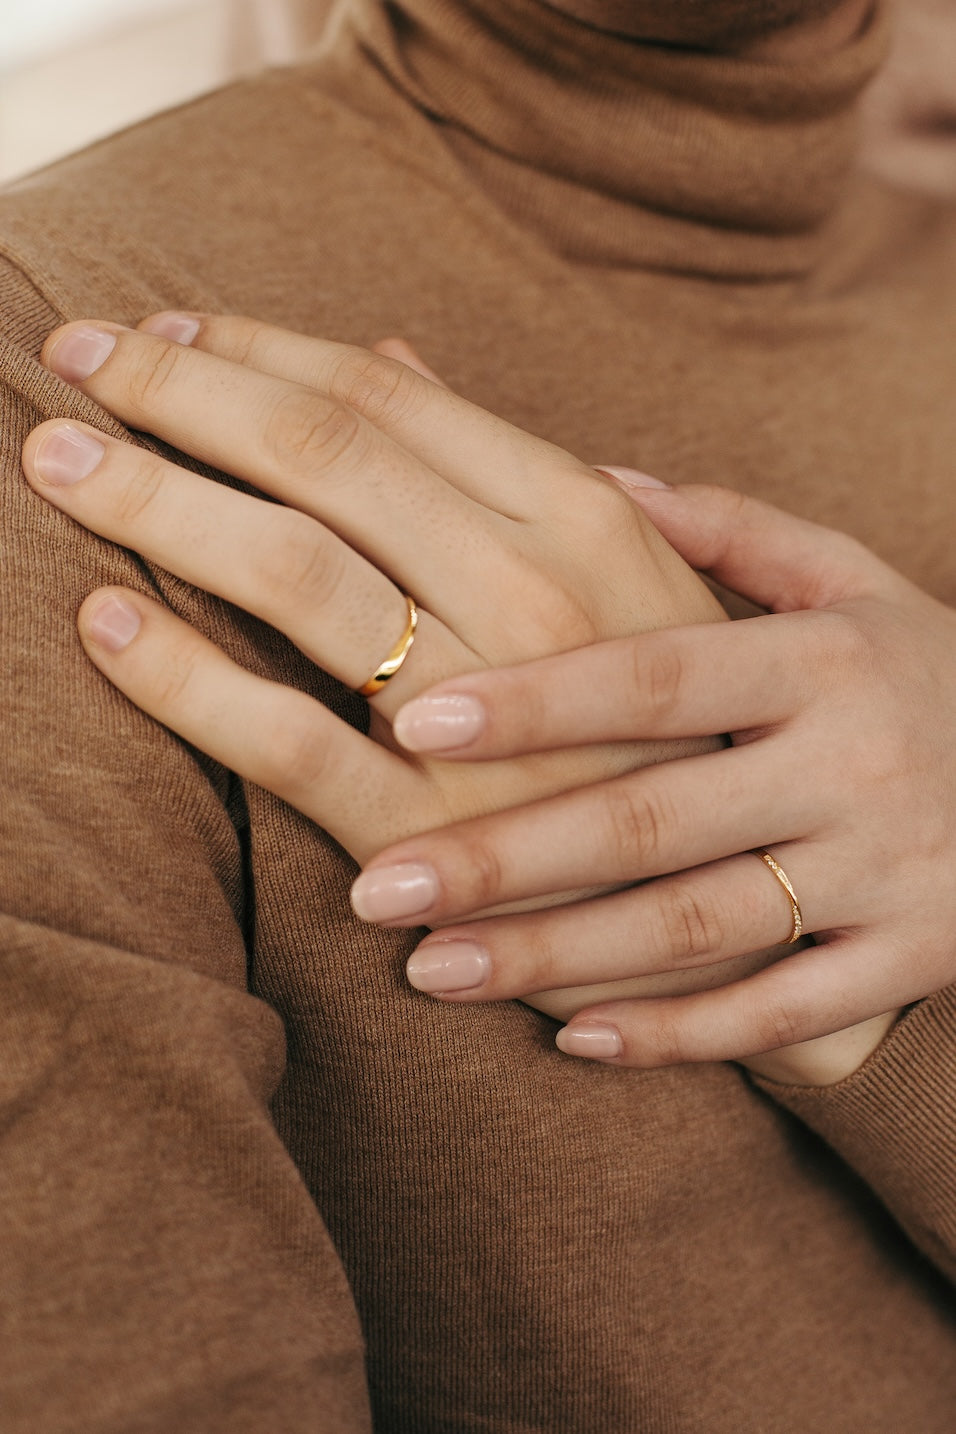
[1,2,955,1429]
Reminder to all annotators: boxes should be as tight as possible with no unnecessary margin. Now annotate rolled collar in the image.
[332,0,890,274]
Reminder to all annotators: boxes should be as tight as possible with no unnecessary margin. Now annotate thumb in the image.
[598,470,880,613]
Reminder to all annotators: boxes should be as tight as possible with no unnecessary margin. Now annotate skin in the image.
[22,315,954,1090]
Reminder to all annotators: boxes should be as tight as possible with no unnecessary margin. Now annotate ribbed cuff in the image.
[752,984,956,1281]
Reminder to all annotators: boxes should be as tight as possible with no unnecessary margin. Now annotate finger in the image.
[349,743,825,926]
[554,936,913,1067]
[77,587,421,858]
[371,337,448,386]
[400,854,803,1005]
[616,482,887,612]
[391,610,844,757]
[22,419,466,703]
[133,311,596,516]
[38,322,506,624]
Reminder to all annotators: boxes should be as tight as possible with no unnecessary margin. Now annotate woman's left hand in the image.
[358,480,956,1084]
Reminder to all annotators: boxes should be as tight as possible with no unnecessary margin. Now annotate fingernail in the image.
[393,693,486,752]
[45,325,117,382]
[86,595,141,652]
[139,312,201,345]
[406,940,490,994]
[595,465,671,491]
[350,862,440,922]
[33,424,106,485]
[555,1022,623,1060]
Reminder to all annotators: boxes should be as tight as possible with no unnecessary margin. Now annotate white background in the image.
[0,0,328,182]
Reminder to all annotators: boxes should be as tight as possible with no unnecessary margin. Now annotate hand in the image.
[20,310,726,885]
[354,482,956,1082]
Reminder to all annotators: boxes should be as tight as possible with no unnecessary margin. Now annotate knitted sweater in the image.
[1,2,954,1429]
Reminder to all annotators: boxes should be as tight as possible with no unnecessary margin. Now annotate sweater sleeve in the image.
[0,268,372,1431]
[751,987,956,1288]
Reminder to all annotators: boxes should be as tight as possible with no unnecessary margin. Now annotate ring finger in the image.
[22,420,467,704]
[401,843,826,1010]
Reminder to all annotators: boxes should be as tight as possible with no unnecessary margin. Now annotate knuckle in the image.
[645,1009,693,1067]
[821,610,873,674]
[152,646,201,711]
[331,350,425,427]
[657,884,724,965]
[253,508,346,616]
[640,643,686,721]
[210,315,264,368]
[121,341,184,412]
[256,694,332,794]
[576,469,639,535]
[261,388,367,473]
[516,920,568,995]
[858,725,908,788]
[600,780,671,876]
[113,458,165,526]
[753,998,804,1052]
[503,570,602,658]
[445,834,506,915]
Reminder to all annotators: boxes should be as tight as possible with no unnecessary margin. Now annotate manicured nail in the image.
[86,595,142,652]
[393,693,486,752]
[33,424,106,485]
[45,325,117,382]
[595,465,671,490]
[555,1022,623,1060]
[350,862,440,922]
[406,940,491,994]
[140,312,201,345]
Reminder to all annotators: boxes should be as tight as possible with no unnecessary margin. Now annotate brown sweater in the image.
[1,2,954,1429]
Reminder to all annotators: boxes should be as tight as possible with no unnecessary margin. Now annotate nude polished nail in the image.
[45,326,117,382]
[33,424,106,485]
[406,941,490,994]
[140,312,201,344]
[350,862,440,922]
[555,1022,623,1060]
[393,693,486,752]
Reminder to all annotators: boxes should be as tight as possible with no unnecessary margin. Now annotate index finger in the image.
[390,610,842,757]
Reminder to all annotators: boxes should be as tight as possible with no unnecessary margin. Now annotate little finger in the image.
[555,936,913,1067]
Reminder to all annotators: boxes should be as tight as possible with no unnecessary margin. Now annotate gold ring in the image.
[752,849,804,944]
[357,595,418,697]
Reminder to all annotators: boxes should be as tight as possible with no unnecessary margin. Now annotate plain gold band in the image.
[357,595,418,697]
[752,849,804,944]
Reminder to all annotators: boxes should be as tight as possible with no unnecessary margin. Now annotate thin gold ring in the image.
[357,595,418,697]
[752,849,804,944]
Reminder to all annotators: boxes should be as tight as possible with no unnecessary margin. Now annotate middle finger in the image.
[22,419,465,698]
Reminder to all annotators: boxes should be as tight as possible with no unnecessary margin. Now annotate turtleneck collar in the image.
[329,0,890,275]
